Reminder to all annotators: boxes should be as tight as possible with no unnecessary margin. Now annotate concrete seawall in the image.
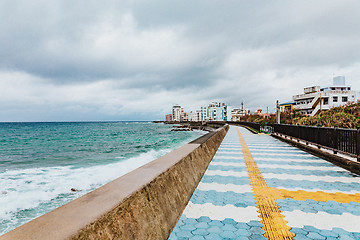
[1,125,229,240]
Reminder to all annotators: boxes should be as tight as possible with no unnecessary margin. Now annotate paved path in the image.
[169,126,360,240]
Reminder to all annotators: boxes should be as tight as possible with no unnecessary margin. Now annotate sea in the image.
[0,121,205,235]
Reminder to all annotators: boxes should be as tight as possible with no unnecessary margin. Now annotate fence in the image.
[229,121,360,161]
[270,124,360,161]
[227,121,261,132]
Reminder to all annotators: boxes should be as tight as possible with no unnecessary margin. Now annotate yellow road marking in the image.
[271,188,360,203]
[236,127,295,239]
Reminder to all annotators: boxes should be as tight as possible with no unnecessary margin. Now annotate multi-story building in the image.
[201,102,231,121]
[172,105,182,122]
[279,101,295,113]
[292,76,356,116]
[230,102,249,121]
[189,110,201,122]
[180,112,189,122]
[165,114,172,122]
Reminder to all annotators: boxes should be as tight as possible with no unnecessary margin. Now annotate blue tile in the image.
[293,233,312,240]
[197,216,211,223]
[303,225,321,233]
[190,235,205,240]
[290,227,308,235]
[208,220,224,227]
[222,224,237,232]
[195,222,210,229]
[222,218,237,225]
[352,232,360,239]
[192,228,209,236]
[318,229,338,238]
[306,232,325,240]
[220,231,236,238]
[180,224,196,231]
[249,226,266,235]
[184,218,198,225]
[235,222,250,229]
[332,228,353,236]
[176,230,193,238]
[247,220,263,227]
[207,226,222,234]
[249,234,267,240]
[204,233,222,240]
[168,232,178,240]
[235,228,251,236]
[325,237,338,240]
[339,235,357,240]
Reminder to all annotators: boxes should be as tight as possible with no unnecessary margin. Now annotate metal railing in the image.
[229,121,360,161]
[270,123,360,161]
[227,121,261,132]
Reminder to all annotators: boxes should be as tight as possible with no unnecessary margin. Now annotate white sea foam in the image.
[0,147,174,234]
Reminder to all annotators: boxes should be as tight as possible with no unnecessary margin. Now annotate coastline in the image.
[0,122,205,236]
[1,124,228,239]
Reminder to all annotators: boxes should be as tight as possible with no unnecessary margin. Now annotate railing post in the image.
[357,127,360,162]
[333,128,338,154]
[317,127,321,149]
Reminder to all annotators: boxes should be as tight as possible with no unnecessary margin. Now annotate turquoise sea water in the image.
[0,122,205,235]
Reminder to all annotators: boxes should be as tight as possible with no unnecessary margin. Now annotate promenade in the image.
[169,126,360,240]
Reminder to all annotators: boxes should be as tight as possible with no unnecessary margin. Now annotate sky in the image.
[1,0,360,121]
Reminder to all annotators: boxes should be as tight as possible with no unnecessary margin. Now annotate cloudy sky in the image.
[1,0,360,121]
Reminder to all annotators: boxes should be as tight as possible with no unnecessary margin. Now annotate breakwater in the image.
[1,125,229,240]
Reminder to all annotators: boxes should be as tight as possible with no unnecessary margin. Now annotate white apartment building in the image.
[172,105,182,121]
[189,110,201,122]
[200,102,231,121]
[230,102,249,121]
[293,76,356,116]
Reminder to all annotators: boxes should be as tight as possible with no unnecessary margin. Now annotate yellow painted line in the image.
[236,127,295,239]
[270,188,360,203]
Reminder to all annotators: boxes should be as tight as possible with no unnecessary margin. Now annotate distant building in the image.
[293,76,356,116]
[165,114,172,122]
[279,101,295,113]
[201,102,231,121]
[180,112,189,121]
[253,109,270,118]
[190,110,201,122]
[230,102,249,121]
[172,105,182,122]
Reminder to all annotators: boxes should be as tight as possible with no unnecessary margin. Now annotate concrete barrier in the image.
[1,125,229,240]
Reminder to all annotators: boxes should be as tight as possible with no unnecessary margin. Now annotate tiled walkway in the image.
[169,126,360,240]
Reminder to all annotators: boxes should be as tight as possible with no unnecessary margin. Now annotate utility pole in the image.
[276,100,280,124]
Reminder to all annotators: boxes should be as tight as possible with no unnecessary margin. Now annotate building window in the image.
[342,96,348,102]
[323,98,328,105]
[333,96,338,102]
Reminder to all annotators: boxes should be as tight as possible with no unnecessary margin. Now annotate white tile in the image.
[197,182,252,193]
[262,173,360,184]
[183,202,260,222]
[283,210,360,232]
[205,170,248,177]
